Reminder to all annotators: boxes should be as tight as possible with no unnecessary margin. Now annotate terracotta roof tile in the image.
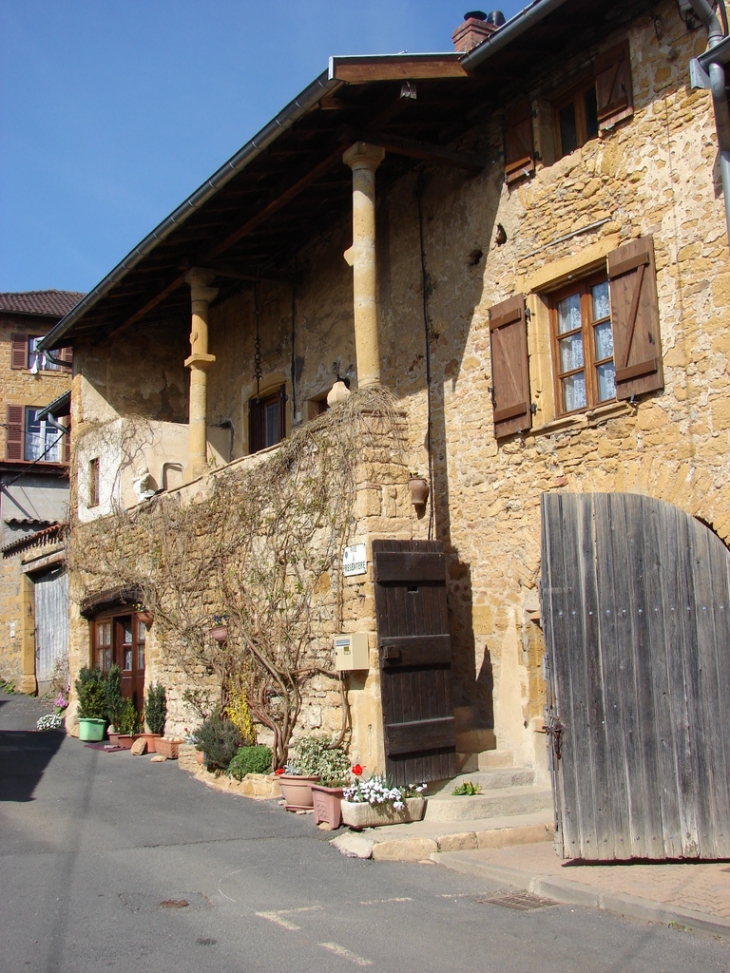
[0,290,85,318]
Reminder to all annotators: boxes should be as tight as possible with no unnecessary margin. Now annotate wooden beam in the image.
[332,55,468,83]
[363,132,486,172]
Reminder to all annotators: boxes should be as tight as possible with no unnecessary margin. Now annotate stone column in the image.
[184,268,218,479]
[343,142,385,388]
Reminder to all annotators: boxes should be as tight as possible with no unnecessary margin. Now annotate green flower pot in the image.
[78,718,106,742]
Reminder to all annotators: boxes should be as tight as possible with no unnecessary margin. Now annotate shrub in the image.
[119,698,141,734]
[228,745,273,779]
[105,664,124,728]
[195,710,242,771]
[75,667,107,720]
[145,682,167,735]
[290,736,350,786]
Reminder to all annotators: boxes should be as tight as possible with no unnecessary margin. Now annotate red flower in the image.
[275,767,285,776]
[351,764,364,776]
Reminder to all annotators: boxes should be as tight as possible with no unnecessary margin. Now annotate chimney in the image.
[452,10,504,53]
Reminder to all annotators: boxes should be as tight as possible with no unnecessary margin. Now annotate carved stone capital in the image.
[343,141,385,172]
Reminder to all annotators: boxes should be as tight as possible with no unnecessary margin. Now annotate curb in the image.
[434,852,730,940]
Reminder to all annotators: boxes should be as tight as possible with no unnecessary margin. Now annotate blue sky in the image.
[0,1,524,294]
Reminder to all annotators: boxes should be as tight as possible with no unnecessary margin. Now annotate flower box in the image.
[155,737,181,759]
[341,797,426,830]
[311,784,345,828]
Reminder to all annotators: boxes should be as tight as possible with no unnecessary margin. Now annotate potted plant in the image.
[192,709,241,769]
[142,682,166,753]
[276,736,342,812]
[408,471,429,507]
[310,743,351,829]
[105,664,124,734]
[228,745,273,780]
[209,613,228,643]
[341,771,427,829]
[116,698,142,748]
[75,667,108,742]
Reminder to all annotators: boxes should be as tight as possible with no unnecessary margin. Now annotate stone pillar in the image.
[184,268,218,479]
[343,142,385,388]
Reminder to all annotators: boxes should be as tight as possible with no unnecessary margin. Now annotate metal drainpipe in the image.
[687,1,730,245]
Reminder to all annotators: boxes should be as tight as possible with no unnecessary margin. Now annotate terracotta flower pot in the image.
[155,737,181,759]
[311,784,345,828]
[210,625,228,643]
[277,774,320,811]
[409,477,429,506]
[140,732,162,753]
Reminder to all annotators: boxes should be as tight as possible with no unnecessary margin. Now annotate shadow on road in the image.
[0,728,65,801]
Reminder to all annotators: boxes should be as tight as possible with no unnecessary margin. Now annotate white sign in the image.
[342,543,367,577]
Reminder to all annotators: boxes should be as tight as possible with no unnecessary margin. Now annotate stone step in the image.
[429,768,535,795]
[331,810,554,862]
[424,785,554,823]
[455,727,496,753]
[478,749,515,770]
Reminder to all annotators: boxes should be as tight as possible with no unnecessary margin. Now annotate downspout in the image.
[687,1,730,245]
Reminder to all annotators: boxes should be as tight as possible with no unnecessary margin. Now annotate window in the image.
[488,236,663,438]
[249,386,286,454]
[89,458,100,507]
[551,275,614,414]
[555,80,599,157]
[5,405,67,463]
[11,334,72,371]
[95,620,112,671]
[503,40,633,178]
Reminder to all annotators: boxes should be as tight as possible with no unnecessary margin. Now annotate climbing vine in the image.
[70,387,405,766]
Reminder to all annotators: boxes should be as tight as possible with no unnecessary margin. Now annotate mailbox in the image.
[333,632,369,671]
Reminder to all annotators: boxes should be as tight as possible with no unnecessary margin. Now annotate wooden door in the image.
[115,615,146,708]
[373,539,457,785]
[34,567,69,692]
[541,492,730,860]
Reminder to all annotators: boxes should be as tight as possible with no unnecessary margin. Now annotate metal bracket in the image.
[690,58,711,90]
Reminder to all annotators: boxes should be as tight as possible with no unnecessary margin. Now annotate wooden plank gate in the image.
[541,492,730,860]
[373,539,457,785]
[34,566,69,692]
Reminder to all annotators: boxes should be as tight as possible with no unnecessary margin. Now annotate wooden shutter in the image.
[6,405,24,460]
[249,396,264,454]
[608,235,663,400]
[489,294,532,437]
[10,335,28,370]
[504,101,535,184]
[59,346,73,365]
[595,40,633,131]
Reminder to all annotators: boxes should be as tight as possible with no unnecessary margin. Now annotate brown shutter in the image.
[10,335,28,370]
[60,346,73,365]
[488,294,532,437]
[595,40,633,131]
[504,101,535,184]
[276,385,286,443]
[608,235,663,400]
[6,405,24,460]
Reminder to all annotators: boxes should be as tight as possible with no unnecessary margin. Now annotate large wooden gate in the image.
[34,567,69,692]
[373,539,457,785]
[541,492,730,860]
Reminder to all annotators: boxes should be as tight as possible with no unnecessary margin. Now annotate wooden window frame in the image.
[10,334,73,371]
[549,271,614,417]
[5,404,68,465]
[248,385,286,455]
[89,458,100,507]
[553,76,598,159]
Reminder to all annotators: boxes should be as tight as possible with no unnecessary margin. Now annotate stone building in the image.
[0,290,80,692]
[39,0,730,833]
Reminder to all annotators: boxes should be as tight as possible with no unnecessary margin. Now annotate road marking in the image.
[275,906,323,915]
[218,869,241,902]
[358,896,413,905]
[319,942,373,966]
[255,911,302,931]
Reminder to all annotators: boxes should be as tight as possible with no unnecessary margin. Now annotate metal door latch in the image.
[543,715,564,761]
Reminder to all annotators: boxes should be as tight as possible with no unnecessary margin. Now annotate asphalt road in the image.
[1,692,728,973]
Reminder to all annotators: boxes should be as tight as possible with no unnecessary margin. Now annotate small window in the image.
[249,386,286,454]
[28,337,59,372]
[555,80,599,157]
[550,274,615,415]
[24,408,62,463]
[89,458,100,507]
[95,621,112,671]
